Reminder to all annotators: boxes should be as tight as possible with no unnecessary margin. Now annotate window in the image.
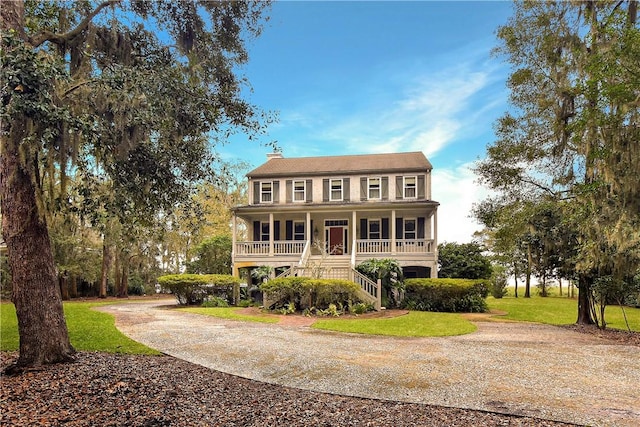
[261,182,272,203]
[368,177,381,199]
[404,176,416,199]
[368,219,381,240]
[260,222,270,241]
[293,180,305,202]
[293,221,305,240]
[330,179,343,201]
[404,218,416,240]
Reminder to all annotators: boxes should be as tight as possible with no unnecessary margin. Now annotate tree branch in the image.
[29,0,121,48]
[60,79,95,99]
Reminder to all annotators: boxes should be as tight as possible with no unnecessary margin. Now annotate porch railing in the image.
[234,241,305,256]
[235,239,434,257]
[356,239,434,254]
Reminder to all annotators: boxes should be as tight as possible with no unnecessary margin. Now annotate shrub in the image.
[349,301,373,315]
[201,296,229,307]
[490,274,509,299]
[261,277,363,312]
[157,274,240,305]
[402,278,489,313]
[127,274,146,296]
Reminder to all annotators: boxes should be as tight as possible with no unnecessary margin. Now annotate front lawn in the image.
[312,311,477,337]
[179,307,280,323]
[488,295,640,332]
[0,301,159,354]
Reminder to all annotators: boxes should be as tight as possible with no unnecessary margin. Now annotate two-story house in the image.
[231,151,439,306]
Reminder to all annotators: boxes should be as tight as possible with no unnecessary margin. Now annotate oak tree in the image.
[1,0,271,369]
[475,0,639,325]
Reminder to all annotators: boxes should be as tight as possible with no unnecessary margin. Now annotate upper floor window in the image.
[368,177,381,200]
[293,180,306,202]
[261,182,273,203]
[404,176,417,199]
[330,178,343,201]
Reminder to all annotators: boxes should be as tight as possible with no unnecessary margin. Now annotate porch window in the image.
[261,182,273,203]
[368,177,381,200]
[293,221,305,240]
[260,222,270,241]
[404,176,417,199]
[368,219,381,239]
[293,180,306,202]
[404,219,416,239]
[330,179,343,201]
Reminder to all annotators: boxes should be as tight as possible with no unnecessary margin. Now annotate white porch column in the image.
[352,210,357,255]
[269,212,274,256]
[306,212,311,244]
[433,209,438,278]
[391,209,396,255]
[433,209,438,249]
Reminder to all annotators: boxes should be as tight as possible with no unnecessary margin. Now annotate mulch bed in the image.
[1,351,576,427]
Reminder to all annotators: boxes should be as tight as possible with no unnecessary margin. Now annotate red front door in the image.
[329,227,344,255]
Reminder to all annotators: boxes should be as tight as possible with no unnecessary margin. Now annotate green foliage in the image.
[1,301,158,354]
[490,266,509,299]
[355,258,404,307]
[201,296,229,308]
[261,277,363,313]
[312,311,477,337]
[349,301,373,315]
[437,242,493,280]
[127,274,146,296]
[157,274,239,306]
[251,265,274,282]
[475,1,640,323]
[402,278,489,313]
[186,235,232,274]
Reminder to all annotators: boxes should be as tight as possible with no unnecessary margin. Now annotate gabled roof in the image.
[247,151,432,178]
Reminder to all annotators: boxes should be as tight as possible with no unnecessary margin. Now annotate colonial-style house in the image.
[231,151,439,308]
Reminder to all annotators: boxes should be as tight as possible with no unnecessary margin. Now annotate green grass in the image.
[179,306,279,323]
[1,301,159,354]
[312,311,477,337]
[488,295,640,332]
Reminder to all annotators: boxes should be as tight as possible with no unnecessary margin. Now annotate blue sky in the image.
[220,1,515,244]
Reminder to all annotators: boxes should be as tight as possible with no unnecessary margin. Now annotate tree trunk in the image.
[118,257,129,298]
[70,275,78,298]
[114,248,122,296]
[576,274,595,325]
[59,273,69,300]
[513,261,518,298]
[1,128,75,368]
[524,244,532,298]
[558,278,563,297]
[99,242,111,298]
[1,0,75,369]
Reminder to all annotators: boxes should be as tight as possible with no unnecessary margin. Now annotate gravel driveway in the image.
[99,299,640,427]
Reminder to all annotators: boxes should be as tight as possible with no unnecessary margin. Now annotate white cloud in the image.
[431,162,491,244]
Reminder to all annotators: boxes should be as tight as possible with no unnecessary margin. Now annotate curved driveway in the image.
[99,299,640,427]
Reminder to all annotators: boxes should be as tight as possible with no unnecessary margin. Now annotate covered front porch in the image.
[231,204,438,278]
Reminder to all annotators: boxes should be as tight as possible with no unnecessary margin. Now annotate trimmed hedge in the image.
[260,277,364,311]
[157,274,240,305]
[402,278,490,313]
